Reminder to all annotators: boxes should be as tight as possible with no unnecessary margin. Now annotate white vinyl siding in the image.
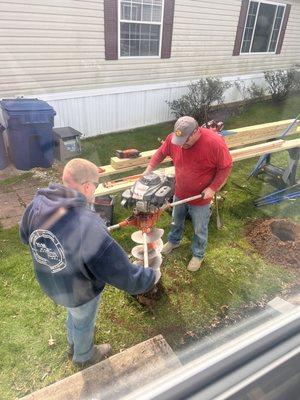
[0,0,299,97]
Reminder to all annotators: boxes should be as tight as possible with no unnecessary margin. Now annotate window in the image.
[241,1,285,54]
[104,0,174,60]
[119,0,164,57]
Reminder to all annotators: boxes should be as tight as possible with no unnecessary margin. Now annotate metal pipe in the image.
[169,192,205,207]
[255,191,300,205]
[255,183,300,202]
[255,192,300,207]
[108,223,121,232]
[143,232,149,268]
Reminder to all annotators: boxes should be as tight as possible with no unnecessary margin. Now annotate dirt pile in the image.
[247,218,300,269]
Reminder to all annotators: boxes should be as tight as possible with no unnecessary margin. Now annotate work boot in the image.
[74,343,112,367]
[187,257,203,272]
[161,241,180,254]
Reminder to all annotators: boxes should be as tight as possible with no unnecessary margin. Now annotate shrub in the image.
[264,68,298,102]
[234,79,266,104]
[292,65,300,93]
[167,77,232,124]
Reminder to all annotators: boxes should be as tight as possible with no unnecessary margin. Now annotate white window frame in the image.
[118,0,165,59]
[240,0,286,55]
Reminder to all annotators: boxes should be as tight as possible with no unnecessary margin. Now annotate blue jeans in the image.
[168,196,211,259]
[66,294,101,363]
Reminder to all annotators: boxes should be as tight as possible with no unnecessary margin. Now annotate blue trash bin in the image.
[0,124,8,170]
[0,98,56,170]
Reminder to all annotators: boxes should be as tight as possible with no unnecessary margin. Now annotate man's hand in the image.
[142,165,154,176]
[133,260,161,284]
[202,187,215,200]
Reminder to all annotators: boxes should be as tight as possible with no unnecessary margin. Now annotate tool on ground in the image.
[115,149,140,158]
[248,114,300,183]
[254,182,300,207]
[214,193,223,230]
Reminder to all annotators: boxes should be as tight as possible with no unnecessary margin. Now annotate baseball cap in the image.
[171,116,199,146]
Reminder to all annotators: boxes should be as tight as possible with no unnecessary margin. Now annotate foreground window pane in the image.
[251,3,276,52]
[120,23,160,56]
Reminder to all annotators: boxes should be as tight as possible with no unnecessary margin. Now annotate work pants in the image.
[66,294,101,363]
[168,196,211,259]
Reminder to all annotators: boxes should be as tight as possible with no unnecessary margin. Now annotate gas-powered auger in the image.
[108,173,204,271]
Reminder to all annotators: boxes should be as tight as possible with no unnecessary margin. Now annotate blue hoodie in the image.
[20,183,156,307]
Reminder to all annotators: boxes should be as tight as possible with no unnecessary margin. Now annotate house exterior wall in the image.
[1,0,299,135]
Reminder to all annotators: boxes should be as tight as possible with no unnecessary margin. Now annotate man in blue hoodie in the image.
[20,158,159,367]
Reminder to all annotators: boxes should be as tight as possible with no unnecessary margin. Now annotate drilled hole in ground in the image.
[270,221,296,242]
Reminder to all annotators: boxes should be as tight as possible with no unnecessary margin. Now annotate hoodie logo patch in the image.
[29,230,66,273]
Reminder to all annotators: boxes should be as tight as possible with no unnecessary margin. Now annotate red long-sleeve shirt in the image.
[149,128,233,205]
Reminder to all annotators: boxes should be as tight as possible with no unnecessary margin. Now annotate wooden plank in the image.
[230,139,285,161]
[110,150,171,170]
[21,335,181,400]
[107,120,300,172]
[95,137,300,196]
[224,119,299,148]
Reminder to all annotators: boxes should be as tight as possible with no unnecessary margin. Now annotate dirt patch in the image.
[134,281,166,307]
[247,218,300,271]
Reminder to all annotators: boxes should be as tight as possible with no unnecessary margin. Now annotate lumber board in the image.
[95,137,300,196]
[110,151,171,170]
[108,120,299,171]
[224,119,299,148]
[21,335,181,400]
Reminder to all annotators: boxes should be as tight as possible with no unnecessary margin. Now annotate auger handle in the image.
[164,192,205,209]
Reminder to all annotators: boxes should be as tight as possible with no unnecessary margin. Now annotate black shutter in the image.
[276,4,291,54]
[104,0,118,60]
[232,0,249,56]
[161,0,175,59]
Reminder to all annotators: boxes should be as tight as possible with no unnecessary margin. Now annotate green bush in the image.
[264,68,298,102]
[235,79,266,105]
[167,77,232,124]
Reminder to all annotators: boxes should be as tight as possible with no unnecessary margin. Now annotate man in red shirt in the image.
[143,116,232,271]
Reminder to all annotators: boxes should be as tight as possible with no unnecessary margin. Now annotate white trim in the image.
[158,0,165,58]
[118,0,121,59]
[240,0,252,54]
[274,3,286,52]
[119,55,161,59]
[239,51,276,55]
[17,73,265,102]
[120,20,161,25]
[10,73,268,137]
[249,1,260,52]
[267,3,278,52]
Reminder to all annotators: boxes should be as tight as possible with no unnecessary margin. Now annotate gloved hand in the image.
[132,260,161,284]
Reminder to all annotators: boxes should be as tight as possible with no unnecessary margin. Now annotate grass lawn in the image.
[0,95,299,399]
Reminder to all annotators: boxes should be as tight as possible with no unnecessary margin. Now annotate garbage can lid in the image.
[53,127,82,139]
[0,98,55,113]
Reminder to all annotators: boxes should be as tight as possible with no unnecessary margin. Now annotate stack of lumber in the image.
[95,119,300,196]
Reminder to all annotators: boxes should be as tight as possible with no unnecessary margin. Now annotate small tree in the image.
[264,68,297,102]
[167,77,232,124]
